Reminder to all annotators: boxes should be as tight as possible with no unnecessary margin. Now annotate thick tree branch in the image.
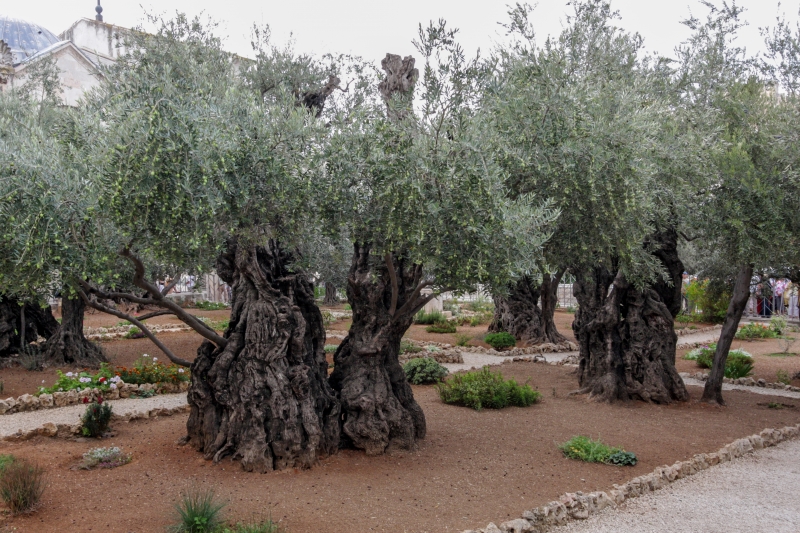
[162,276,181,296]
[135,310,175,321]
[385,253,399,317]
[78,290,192,367]
[393,278,434,320]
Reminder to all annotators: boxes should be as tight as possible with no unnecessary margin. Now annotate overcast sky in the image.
[3,0,796,64]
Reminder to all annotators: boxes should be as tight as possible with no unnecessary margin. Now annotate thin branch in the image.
[78,290,192,367]
[679,231,700,242]
[135,310,175,321]
[385,253,399,317]
[161,277,181,296]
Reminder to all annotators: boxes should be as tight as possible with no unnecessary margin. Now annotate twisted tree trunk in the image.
[323,282,339,306]
[329,244,430,455]
[489,271,567,344]
[572,231,688,403]
[185,240,340,472]
[0,296,59,358]
[41,295,107,367]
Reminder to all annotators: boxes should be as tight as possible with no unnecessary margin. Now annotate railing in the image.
[746,294,799,319]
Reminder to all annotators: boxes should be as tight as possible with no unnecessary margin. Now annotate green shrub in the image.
[467,312,493,326]
[0,455,15,473]
[400,340,423,354]
[565,306,577,314]
[484,332,516,350]
[404,358,449,384]
[453,333,472,347]
[194,301,229,311]
[735,323,777,340]
[124,326,146,339]
[559,436,636,466]
[466,298,494,313]
[344,304,352,311]
[770,316,788,335]
[19,345,44,371]
[776,369,791,385]
[170,488,226,533]
[80,447,132,470]
[415,310,445,325]
[425,320,456,334]
[684,279,729,323]
[436,367,540,410]
[324,344,338,354]
[81,401,113,438]
[0,458,46,514]
[687,344,753,378]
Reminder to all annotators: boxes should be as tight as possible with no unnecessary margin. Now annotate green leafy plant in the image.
[686,344,754,378]
[415,310,446,325]
[324,344,338,354]
[565,306,577,314]
[770,316,787,335]
[124,326,146,339]
[735,323,777,340]
[403,358,449,385]
[453,333,472,347]
[193,301,229,311]
[468,312,493,327]
[425,320,456,334]
[400,340,423,354]
[776,369,791,385]
[466,298,494,313]
[19,345,44,372]
[81,400,112,437]
[0,455,15,473]
[436,367,540,410]
[559,436,636,466]
[80,447,132,470]
[343,304,352,311]
[0,458,46,514]
[38,358,189,396]
[484,332,516,350]
[321,310,334,327]
[170,488,226,533]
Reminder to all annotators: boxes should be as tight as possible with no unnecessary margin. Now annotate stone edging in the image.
[675,324,722,337]
[0,404,191,442]
[0,381,190,415]
[462,423,800,533]
[85,323,192,340]
[683,372,800,393]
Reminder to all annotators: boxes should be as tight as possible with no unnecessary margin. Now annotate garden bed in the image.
[1,362,798,532]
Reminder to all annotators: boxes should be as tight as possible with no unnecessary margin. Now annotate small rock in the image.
[757,379,766,387]
[39,423,58,437]
[38,393,54,408]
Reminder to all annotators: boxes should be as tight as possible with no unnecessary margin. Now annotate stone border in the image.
[0,381,190,415]
[0,404,191,442]
[85,323,192,341]
[675,324,722,337]
[462,423,800,533]
[683,372,800,393]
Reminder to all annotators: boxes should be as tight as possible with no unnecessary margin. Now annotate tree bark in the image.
[489,271,567,345]
[323,282,339,306]
[572,265,688,404]
[41,295,107,367]
[701,263,753,405]
[329,243,430,455]
[185,239,340,472]
[0,296,59,357]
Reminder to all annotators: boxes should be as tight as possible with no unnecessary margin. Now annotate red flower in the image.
[99,377,107,383]
[82,397,89,404]
[97,396,104,404]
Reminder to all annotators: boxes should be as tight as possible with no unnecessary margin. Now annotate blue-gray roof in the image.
[0,15,60,65]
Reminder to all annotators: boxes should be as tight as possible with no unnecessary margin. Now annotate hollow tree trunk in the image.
[701,263,753,405]
[489,271,567,344]
[0,296,59,357]
[323,282,338,306]
[41,295,107,367]
[329,244,430,455]
[185,240,340,472]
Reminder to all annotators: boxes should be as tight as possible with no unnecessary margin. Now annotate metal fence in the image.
[746,294,799,319]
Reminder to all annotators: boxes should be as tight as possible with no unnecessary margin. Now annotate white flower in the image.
[66,372,74,377]
[42,380,45,384]
[143,354,149,357]
[110,383,117,390]
[152,357,158,362]
[178,368,185,373]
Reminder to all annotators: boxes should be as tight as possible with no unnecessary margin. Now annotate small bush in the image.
[343,304,352,311]
[124,326,146,339]
[0,455,15,473]
[400,340,423,354]
[425,320,456,334]
[735,323,777,340]
[484,332,516,350]
[436,367,540,410]
[321,310,334,327]
[0,458,46,514]
[466,298,494,313]
[19,345,44,371]
[324,344,337,354]
[453,333,472,347]
[194,301,229,311]
[559,436,636,466]
[770,316,787,335]
[565,306,577,314]
[415,310,445,325]
[81,401,113,438]
[170,488,226,533]
[776,369,791,385]
[404,358,449,385]
[80,447,131,470]
[688,344,753,378]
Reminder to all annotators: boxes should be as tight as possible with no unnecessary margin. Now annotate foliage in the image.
[453,333,472,347]
[776,369,791,385]
[484,332,516,350]
[466,298,494,313]
[217,519,281,533]
[124,326,146,340]
[170,488,226,533]
[403,357,449,385]
[559,436,636,466]
[684,279,730,323]
[688,344,754,379]
[0,458,46,514]
[770,316,788,336]
[193,301,229,311]
[425,321,457,334]
[436,367,540,410]
[81,400,112,437]
[19,346,44,371]
[324,345,337,354]
[0,455,14,473]
[735,324,777,340]
[37,358,188,395]
[415,310,446,325]
[468,312,493,327]
[565,306,577,314]
[400,340,423,354]
[675,312,708,325]
[80,447,132,470]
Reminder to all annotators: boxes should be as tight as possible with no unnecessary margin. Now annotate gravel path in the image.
[0,393,188,439]
[681,375,800,399]
[443,351,576,373]
[676,329,723,346]
[550,438,800,533]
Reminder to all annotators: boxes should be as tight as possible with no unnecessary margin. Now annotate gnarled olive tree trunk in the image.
[0,296,59,358]
[489,271,567,345]
[185,240,340,472]
[572,231,688,403]
[329,244,430,455]
[41,295,107,367]
[323,282,339,306]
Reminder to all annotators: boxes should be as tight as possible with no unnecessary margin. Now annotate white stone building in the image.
[0,3,129,105]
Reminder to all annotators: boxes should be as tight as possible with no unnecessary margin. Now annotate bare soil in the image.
[1,361,798,533]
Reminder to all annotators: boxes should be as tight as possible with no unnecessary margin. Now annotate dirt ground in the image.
[1,361,798,533]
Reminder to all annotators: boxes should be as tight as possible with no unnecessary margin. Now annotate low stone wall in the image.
[0,381,190,415]
[683,372,800,393]
[675,324,722,337]
[464,423,800,533]
[85,323,192,341]
[399,350,464,364]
